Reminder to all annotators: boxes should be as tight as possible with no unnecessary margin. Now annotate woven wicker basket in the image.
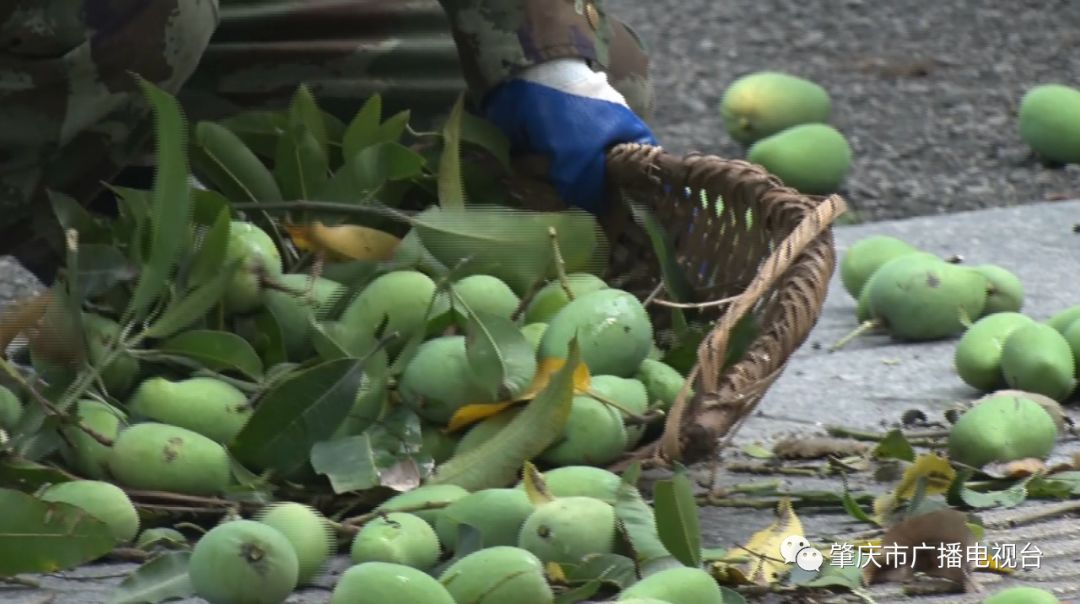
[504,143,848,469]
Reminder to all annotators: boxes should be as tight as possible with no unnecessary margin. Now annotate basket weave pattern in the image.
[509,143,847,467]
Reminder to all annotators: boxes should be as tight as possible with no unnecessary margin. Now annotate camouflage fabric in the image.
[0,0,652,277]
[179,0,654,127]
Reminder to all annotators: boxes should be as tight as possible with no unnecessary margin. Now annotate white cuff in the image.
[517,58,629,107]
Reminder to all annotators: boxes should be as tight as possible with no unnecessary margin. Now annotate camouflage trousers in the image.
[0,0,653,274]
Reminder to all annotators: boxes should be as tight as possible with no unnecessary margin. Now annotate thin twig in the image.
[0,361,115,447]
[342,501,452,528]
[983,500,1080,529]
[650,295,740,310]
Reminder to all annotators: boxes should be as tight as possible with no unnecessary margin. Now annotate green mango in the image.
[539,288,654,377]
[126,377,252,444]
[539,395,627,467]
[0,385,23,430]
[332,373,389,438]
[398,336,496,424]
[436,488,534,552]
[82,313,141,398]
[747,123,852,195]
[953,312,1034,392]
[338,270,438,355]
[351,512,441,570]
[982,586,1060,604]
[588,375,649,448]
[720,71,832,146]
[524,274,609,324]
[39,480,140,543]
[515,466,623,505]
[856,284,874,323]
[420,422,460,465]
[256,502,334,585]
[331,562,456,604]
[972,264,1024,315]
[188,520,299,604]
[62,399,128,480]
[617,566,726,603]
[1018,83,1080,164]
[521,323,548,352]
[839,235,920,299]
[377,484,469,529]
[866,254,987,341]
[450,274,521,321]
[135,527,188,550]
[634,359,688,413]
[393,229,450,276]
[438,546,554,604]
[948,393,1059,468]
[1048,304,1080,332]
[518,496,616,565]
[223,221,284,315]
[261,273,345,360]
[1000,323,1076,401]
[107,423,231,495]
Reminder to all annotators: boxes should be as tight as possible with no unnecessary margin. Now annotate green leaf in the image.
[0,458,74,492]
[427,339,581,491]
[249,311,288,368]
[625,200,694,304]
[1028,471,1080,499]
[109,551,195,604]
[741,443,774,459]
[187,206,231,288]
[230,358,366,475]
[718,586,749,604]
[310,434,387,493]
[724,313,760,370]
[192,121,283,203]
[342,94,383,159]
[460,111,510,171]
[219,110,287,158]
[274,123,330,200]
[411,206,603,293]
[614,462,681,575]
[553,580,603,604]
[49,190,111,243]
[108,186,151,265]
[377,110,411,145]
[157,329,264,380]
[311,405,425,494]
[874,429,916,462]
[652,468,702,568]
[461,307,538,401]
[438,93,467,209]
[318,142,425,202]
[802,561,865,590]
[960,478,1030,509]
[126,78,193,320]
[563,553,639,590]
[286,84,329,159]
[841,476,875,523]
[0,488,117,575]
[72,243,138,300]
[143,260,240,339]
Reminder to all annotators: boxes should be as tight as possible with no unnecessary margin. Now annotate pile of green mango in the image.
[836,235,1021,344]
[719,71,852,194]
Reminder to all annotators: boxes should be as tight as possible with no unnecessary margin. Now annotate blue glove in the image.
[482,58,658,214]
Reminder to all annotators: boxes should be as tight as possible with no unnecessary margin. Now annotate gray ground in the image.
[619,0,1080,221]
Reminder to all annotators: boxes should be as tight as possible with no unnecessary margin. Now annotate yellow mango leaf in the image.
[445,357,591,432]
[284,221,400,261]
[894,453,956,500]
[736,497,804,585]
[521,461,555,506]
[709,561,752,585]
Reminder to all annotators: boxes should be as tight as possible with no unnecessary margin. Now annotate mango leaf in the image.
[376,110,411,145]
[893,454,956,501]
[248,310,288,368]
[460,111,510,171]
[187,206,231,288]
[219,110,287,158]
[802,562,865,591]
[563,553,639,590]
[427,340,581,491]
[874,429,916,462]
[411,206,603,293]
[735,498,804,585]
[142,260,240,339]
[274,124,329,200]
[49,190,111,243]
[72,243,138,300]
[521,461,555,505]
[613,462,680,575]
[0,458,74,492]
[126,78,193,320]
[230,358,365,475]
[841,476,875,524]
[342,93,383,159]
[447,357,591,432]
[319,142,425,203]
[959,478,1031,509]
[0,488,117,575]
[625,199,694,314]
[192,121,283,203]
[553,580,603,604]
[311,408,427,494]
[156,329,264,380]
[438,93,467,209]
[284,222,400,262]
[461,306,538,402]
[1028,471,1080,499]
[653,467,702,568]
[109,551,195,604]
[286,84,329,158]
